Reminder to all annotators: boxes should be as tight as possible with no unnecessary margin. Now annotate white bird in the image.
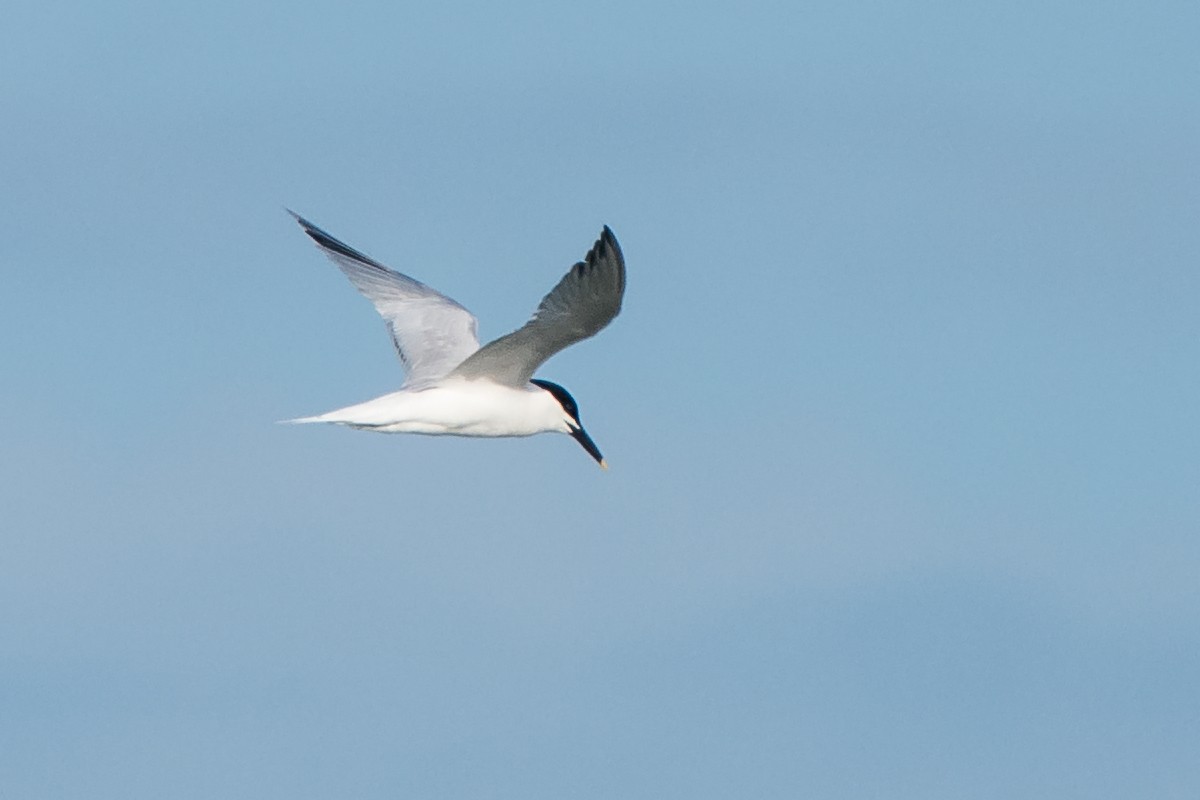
[285,212,626,468]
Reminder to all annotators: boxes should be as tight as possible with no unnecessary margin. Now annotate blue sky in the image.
[2,1,1198,797]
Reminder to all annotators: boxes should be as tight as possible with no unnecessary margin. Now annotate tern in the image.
[285,212,625,468]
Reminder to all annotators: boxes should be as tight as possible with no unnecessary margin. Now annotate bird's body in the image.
[285,212,625,466]
[290,378,566,437]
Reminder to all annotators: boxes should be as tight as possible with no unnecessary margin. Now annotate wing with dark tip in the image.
[290,211,480,386]
[451,226,625,387]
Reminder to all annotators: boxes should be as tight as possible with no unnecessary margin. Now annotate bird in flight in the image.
[285,212,626,468]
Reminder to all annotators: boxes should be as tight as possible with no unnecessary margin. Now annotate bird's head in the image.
[531,379,607,469]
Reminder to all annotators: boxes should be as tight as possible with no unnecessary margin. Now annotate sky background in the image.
[2,1,1198,797]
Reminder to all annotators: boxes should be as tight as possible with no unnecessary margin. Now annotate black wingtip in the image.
[286,208,321,236]
[285,208,310,227]
[590,225,624,270]
[287,210,384,267]
[286,208,323,240]
[600,225,617,248]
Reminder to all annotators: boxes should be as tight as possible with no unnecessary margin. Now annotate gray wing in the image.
[451,226,625,387]
[290,211,480,386]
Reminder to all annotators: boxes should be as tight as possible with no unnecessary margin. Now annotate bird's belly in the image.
[371,418,540,437]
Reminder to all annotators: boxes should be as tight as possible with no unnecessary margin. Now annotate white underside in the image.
[285,378,570,437]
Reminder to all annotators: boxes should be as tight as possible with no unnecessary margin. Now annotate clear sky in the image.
[2,1,1197,797]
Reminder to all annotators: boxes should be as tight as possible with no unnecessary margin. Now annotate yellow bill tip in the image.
[599,459,609,470]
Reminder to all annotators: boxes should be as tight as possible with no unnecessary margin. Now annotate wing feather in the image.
[290,211,480,386]
[451,226,625,387]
